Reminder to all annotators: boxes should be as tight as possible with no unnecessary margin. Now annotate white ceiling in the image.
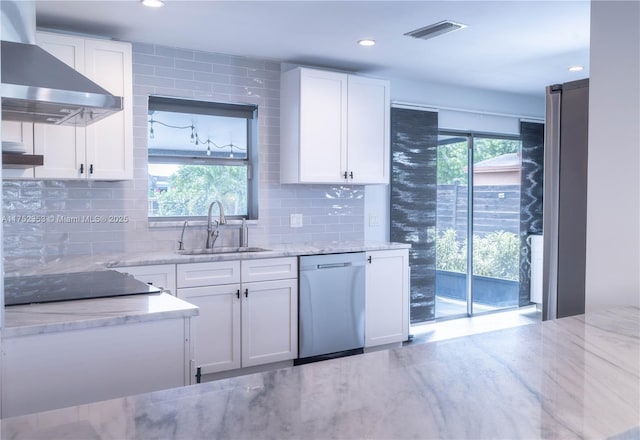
[35,0,591,98]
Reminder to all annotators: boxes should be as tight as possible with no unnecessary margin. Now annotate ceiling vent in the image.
[404,20,468,40]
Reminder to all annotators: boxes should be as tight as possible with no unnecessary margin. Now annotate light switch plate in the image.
[290,213,303,228]
[368,215,379,227]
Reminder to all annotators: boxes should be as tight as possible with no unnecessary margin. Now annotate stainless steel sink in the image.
[177,246,270,255]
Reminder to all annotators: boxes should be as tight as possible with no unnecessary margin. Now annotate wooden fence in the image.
[436,183,520,237]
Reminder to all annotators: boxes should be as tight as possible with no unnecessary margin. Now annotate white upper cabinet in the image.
[296,69,347,184]
[1,120,34,178]
[346,75,391,184]
[83,38,133,180]
[280,67,390,185]
[31,31,133,180]
[33,33,85,179]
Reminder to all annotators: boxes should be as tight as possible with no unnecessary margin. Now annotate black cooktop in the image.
[4,270,163,306]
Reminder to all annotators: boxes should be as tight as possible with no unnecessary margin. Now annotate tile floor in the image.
[407,304,542,345]
[434,295,500,318]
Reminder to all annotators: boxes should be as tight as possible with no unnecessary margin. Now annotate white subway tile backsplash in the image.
[155,67,195,80]
[174,79,213,92]
[132,64,154,75]
[193,72,231,85]
[174,59,213,73]
[2,41,365,274]
[193,52,232,64]
[134,75,175,88]
[155,46,194,60]
[132,53,174,67]
[132,43,155,54]
[212,64,248,77]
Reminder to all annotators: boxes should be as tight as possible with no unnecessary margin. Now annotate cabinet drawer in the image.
[177,261,241,288]
[115,264,176,295]
[241,257,298,283]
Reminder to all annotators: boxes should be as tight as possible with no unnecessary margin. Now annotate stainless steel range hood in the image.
[1,0,123,126]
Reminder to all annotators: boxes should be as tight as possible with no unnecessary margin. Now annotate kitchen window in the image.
[147,96,258,221]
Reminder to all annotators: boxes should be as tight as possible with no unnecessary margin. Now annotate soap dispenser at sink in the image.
[239,219,249,248]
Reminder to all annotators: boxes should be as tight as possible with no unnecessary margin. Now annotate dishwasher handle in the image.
[316,262,352,269]
[299,252,366,272]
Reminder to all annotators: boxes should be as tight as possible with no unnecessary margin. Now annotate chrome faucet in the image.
[206,200,226,249]
[178,220,189,250]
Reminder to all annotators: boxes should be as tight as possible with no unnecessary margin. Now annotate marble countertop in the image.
[3,292,199,338]
[2,305,638,439]
[5,241,410,275]
[2,241,406,337]
[108,241,411,268]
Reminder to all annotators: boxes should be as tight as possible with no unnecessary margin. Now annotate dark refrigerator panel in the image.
[543,78,589,320]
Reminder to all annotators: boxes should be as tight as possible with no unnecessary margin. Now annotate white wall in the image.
[585,0,640,310]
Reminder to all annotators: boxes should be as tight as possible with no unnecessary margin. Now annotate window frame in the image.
[147,95,259,222]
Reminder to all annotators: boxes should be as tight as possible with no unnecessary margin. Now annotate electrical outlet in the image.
[368,215,379,227]
[290,213,303,228]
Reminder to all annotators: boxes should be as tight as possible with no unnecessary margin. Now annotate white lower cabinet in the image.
[177,257,298,376]
[115,264,177,295]
[241,278,298,368]
[1,317,191,418]
[365,249,410,347]
[178,283,241,374]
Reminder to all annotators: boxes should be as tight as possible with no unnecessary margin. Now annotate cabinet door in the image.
[298,68,348,183]
[84,38,133,180]
[365,249,409,347]
[115,264,177,295]
[34,32,86,179]
[178,285,241,375]
[347,75,390,184]
[241,279,298,367]
[2,120,34,178]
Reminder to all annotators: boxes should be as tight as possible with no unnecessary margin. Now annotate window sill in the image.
[148,219,259,228]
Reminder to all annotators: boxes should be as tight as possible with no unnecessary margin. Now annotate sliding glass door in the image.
[435,134,469,318]
[435,131,522,319]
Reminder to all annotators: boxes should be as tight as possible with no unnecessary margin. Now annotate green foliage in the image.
[472,230,520,280]
[435,229,467,272]
[437,138,521,185]
[436,228,520,281]
[151,165,247,217]
[437,141,468,184]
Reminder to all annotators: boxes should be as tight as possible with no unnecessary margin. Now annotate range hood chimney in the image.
[1,0,123,126]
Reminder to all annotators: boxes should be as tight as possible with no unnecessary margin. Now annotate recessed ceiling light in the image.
[142,0,164,7]
[358,39,376,47]
[568,65,584,72]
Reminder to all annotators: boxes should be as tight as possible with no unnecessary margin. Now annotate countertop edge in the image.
[4,242,410,275]
[106,241,411,268]
[3,293,199,338]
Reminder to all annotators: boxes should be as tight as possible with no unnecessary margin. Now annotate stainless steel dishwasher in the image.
[296,252,366,364]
